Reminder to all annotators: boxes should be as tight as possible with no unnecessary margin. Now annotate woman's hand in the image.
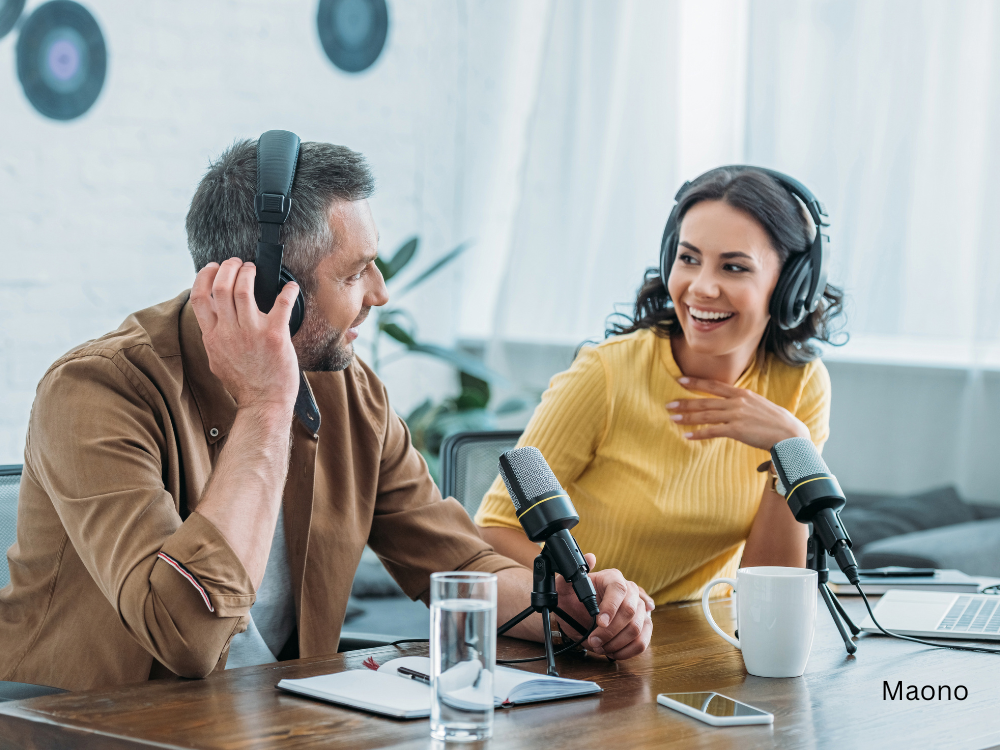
[666,376,810,451]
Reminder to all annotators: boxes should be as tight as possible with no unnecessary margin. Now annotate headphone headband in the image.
[254,130,305,335]
[659,165,830,330]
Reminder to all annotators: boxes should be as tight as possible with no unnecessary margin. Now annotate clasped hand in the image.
[553,553,654,660]
[666,376,810,451]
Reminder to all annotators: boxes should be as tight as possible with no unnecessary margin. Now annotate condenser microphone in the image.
[498,447,600,617]
[770,437,860,585]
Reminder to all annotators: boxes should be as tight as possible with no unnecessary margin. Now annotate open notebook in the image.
[276,656,601,719]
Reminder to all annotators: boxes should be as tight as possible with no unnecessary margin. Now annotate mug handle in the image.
[701,577,740,649]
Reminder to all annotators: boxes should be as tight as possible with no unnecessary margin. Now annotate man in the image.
[0,139,652,691]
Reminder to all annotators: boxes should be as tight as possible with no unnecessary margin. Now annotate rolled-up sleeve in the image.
[367,394,524,604]
[27,353,254,678]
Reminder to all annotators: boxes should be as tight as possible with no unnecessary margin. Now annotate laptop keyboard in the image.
[936,596,1000,633]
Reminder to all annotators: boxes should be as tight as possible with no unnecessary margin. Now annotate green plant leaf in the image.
[386,237,419,280]
[456,388,489,411]
[382,322,416,346]
[395,242,471,298]
[455,371,490,411]
[407,343,509,386]
[376,237,419,282]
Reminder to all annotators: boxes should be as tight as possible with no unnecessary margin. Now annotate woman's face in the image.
[667,199,782,360]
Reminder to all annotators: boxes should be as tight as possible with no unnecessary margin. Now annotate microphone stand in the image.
[496,548,591,677]
[807,533,861,655]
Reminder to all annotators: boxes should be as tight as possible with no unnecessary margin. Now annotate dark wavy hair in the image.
[606,168,845,367]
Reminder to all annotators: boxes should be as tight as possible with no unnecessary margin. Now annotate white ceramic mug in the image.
[701,566,818,678]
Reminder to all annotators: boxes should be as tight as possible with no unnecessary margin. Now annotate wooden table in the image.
[2,595,1000,750]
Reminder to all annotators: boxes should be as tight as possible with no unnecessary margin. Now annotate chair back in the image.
[439,431,522,517]
[0,464,75,699]
[0,465,21,590]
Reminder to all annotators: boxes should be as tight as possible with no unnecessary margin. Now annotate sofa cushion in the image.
[840,486,976,550]
[858,517,1000,577]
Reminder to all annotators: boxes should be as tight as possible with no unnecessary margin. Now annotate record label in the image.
[317,0,388,74]
[16,0,107,121]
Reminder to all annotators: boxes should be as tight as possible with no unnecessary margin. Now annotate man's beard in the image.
[293,307,363,373]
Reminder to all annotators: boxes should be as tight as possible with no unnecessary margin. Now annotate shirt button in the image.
[209,428,219,437]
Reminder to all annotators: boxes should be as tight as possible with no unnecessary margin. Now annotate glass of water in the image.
[429,571,497,742]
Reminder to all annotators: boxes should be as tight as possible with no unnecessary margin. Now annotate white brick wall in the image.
[0,0,538,462]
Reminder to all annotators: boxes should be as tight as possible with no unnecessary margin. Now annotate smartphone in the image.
[657,692,774,726]
[857,567,935,577]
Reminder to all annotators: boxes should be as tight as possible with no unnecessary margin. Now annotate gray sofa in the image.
[842,487,1000,577]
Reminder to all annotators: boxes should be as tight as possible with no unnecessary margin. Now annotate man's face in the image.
[292,199,388,372]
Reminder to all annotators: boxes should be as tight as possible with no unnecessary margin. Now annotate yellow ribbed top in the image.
[474,328,831,604]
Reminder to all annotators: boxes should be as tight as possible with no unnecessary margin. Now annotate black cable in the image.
[388,638,429,648]
[387,618,599,665]
[856,584,1000,656]
[496,617,598,664]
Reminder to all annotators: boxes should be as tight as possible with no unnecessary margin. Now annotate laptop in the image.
[859,590,1000,641]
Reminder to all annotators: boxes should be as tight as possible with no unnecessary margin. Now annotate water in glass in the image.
[429,576,496,742]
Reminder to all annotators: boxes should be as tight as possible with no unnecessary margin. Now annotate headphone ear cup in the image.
[278,267,306,337]
[660,230,678,294]
[771,252,812,330]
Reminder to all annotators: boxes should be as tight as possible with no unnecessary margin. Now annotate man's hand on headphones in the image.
[190,258,300,417]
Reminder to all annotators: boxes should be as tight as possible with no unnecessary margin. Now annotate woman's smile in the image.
[685,304,736,331]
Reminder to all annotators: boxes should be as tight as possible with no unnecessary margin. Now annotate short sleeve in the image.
[794,359,832,452]
[474,346,609,528]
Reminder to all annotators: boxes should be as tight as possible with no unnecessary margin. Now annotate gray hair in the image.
[185,139,375,285]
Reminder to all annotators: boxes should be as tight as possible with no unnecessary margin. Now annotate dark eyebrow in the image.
[678,241,754,262]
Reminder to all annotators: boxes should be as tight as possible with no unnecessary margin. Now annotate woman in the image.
[475,167,844,612]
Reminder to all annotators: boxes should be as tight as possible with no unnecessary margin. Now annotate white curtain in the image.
[746,0,1000,368]
[470,0,750,349]
[469,0,1000,366]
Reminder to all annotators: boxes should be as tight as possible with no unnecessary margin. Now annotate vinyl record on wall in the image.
[16,0,106,121]
[317,0,388,73]
[0,0,25,40]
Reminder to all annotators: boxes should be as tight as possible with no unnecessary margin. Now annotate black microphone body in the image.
[498,447,600,617]
[770,438,860,585]
[543,529,599,614]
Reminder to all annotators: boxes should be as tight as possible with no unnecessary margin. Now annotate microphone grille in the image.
[498,446,562,504]
[771,437,830,486]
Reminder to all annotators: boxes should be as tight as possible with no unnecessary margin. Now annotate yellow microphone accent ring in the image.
[516,493,570,520]
[785,476,829,505]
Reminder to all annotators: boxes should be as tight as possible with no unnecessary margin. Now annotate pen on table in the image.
[397,667,430,684]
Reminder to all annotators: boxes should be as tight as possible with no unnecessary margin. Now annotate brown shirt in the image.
[0,291,519,691]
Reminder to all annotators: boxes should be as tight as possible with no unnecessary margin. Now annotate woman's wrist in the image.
[777,416,811,445]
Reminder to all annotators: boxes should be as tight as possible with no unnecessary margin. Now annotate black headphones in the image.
[659,165,830,331]
[253,130,307,336]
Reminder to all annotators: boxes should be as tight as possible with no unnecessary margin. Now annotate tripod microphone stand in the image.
[496,548,593,677]
[807,534,861,655]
